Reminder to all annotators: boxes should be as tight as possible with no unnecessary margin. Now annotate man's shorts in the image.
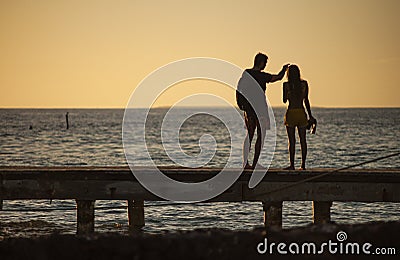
[244,109,270,130]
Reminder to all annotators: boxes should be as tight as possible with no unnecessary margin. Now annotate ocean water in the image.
[0,108,399,237]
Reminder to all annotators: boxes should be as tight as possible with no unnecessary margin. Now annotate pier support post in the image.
[128,200,145,231]
[76,200,95,235]
[313,201,332,224]
[0,200,3,210]
[263,201,283,229]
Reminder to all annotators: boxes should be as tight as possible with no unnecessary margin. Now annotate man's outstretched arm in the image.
[270,64,290,83]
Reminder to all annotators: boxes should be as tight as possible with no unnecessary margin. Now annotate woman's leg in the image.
[285,126,296,170]
[298,126,307,170]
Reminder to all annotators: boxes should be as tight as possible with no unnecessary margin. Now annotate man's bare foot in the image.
[298,167,306,171]
[284,166,295,170]
[244,162,252,169]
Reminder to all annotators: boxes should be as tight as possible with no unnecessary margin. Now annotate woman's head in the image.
[287,65,301,83]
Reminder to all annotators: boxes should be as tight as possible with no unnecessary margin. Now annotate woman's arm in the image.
[283,83,288,103]
[304,82,313,118]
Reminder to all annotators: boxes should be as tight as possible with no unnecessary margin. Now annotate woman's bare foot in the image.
[284,166,295,170]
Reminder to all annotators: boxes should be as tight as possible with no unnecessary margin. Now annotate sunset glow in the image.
[1,0,399,108]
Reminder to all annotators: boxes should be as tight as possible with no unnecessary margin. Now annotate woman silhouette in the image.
[283,65,314,170]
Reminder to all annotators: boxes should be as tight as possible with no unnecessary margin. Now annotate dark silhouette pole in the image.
[66,112,69,130]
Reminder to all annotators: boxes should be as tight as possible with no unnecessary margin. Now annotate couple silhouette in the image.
[237,52,315,171]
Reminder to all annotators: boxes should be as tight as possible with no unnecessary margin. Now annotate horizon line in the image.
[1,106,400,109]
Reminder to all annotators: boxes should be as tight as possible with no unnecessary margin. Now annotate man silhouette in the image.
[241,53,289,169]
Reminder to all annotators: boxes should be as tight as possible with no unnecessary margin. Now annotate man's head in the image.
[253,52,268,70]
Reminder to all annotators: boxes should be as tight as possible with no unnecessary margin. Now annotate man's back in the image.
[245,69,272,92]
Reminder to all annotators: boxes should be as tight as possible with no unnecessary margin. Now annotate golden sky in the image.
[1,0,399,108]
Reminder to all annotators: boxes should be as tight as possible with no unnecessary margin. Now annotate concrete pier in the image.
[312,201,332,224]
[128,200,145,230]
[76,200,95,235]
[263,201,283,229]
[1,166,399,233]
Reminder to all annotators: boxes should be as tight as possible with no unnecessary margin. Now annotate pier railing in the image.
[1,167,399,234]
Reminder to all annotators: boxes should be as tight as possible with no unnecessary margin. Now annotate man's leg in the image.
[243,112,256,168]
[298,126,307,170]
[285,126,296,170]
[252,117,267,168]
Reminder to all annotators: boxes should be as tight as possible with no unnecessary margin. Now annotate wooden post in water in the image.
[128,200,145,230]
[312,201,332,224]
[65,112,69,130]
[0,199,3,210]
[263,201,283,229]
[76,200,95,235]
